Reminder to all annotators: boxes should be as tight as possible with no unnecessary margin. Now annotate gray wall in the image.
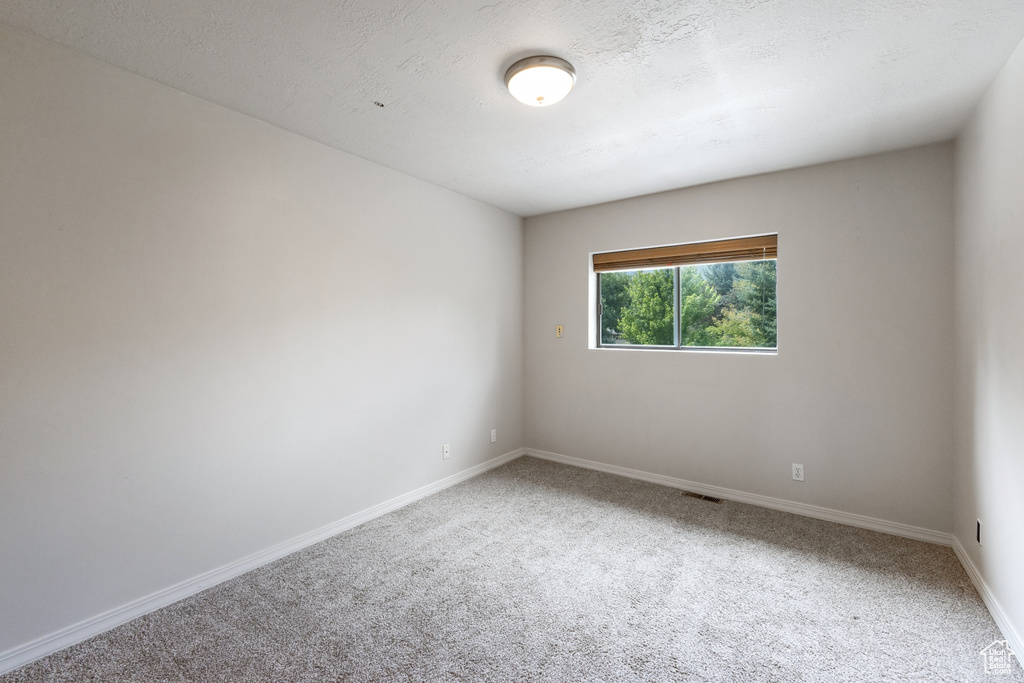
[524,144,955,533]
[0,25,524,654]
[954,36,1024,648]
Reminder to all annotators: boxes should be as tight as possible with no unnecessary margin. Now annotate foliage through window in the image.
[595,235,777,351]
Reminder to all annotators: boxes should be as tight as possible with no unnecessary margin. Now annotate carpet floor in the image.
[4,456,1020,682]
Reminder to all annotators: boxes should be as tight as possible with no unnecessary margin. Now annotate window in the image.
[594,234,777,351]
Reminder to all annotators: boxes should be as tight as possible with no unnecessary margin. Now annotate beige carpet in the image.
[4,456,1020,682]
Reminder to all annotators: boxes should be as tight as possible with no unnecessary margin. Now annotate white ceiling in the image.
[3,1,1024,216]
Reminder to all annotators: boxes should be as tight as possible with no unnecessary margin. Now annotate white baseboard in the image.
[524,448,953,546]
[0,448,525,676]
[10,448,1018,677]
[951,537,1024,661]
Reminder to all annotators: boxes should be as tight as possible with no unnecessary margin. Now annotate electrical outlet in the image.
[490,429,497,443]
[556,325,564,338]
[442,443,450,460]
[792,464,804,481]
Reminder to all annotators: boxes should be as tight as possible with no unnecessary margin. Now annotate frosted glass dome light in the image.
[504,56,576,107]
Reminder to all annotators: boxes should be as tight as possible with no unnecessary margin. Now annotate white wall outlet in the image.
[792,464,804,481]
[442,443,450,460]
[490,429,497,443]
[556,325,563,338]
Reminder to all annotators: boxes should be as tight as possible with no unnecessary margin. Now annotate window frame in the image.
[593,234,778,354]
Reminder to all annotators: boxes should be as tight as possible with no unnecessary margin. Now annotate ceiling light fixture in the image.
[504,56,576,107]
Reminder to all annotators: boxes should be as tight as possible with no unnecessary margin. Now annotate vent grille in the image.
[683,491,723,504]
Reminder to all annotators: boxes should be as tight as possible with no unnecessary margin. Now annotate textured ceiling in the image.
[3,1,1024,216]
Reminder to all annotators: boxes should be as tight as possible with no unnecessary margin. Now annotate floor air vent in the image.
[683,491,723,504]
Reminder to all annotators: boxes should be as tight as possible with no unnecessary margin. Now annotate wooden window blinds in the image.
[592,234,777,273]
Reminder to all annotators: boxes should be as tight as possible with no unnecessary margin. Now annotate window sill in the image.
[593,345,777,355]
